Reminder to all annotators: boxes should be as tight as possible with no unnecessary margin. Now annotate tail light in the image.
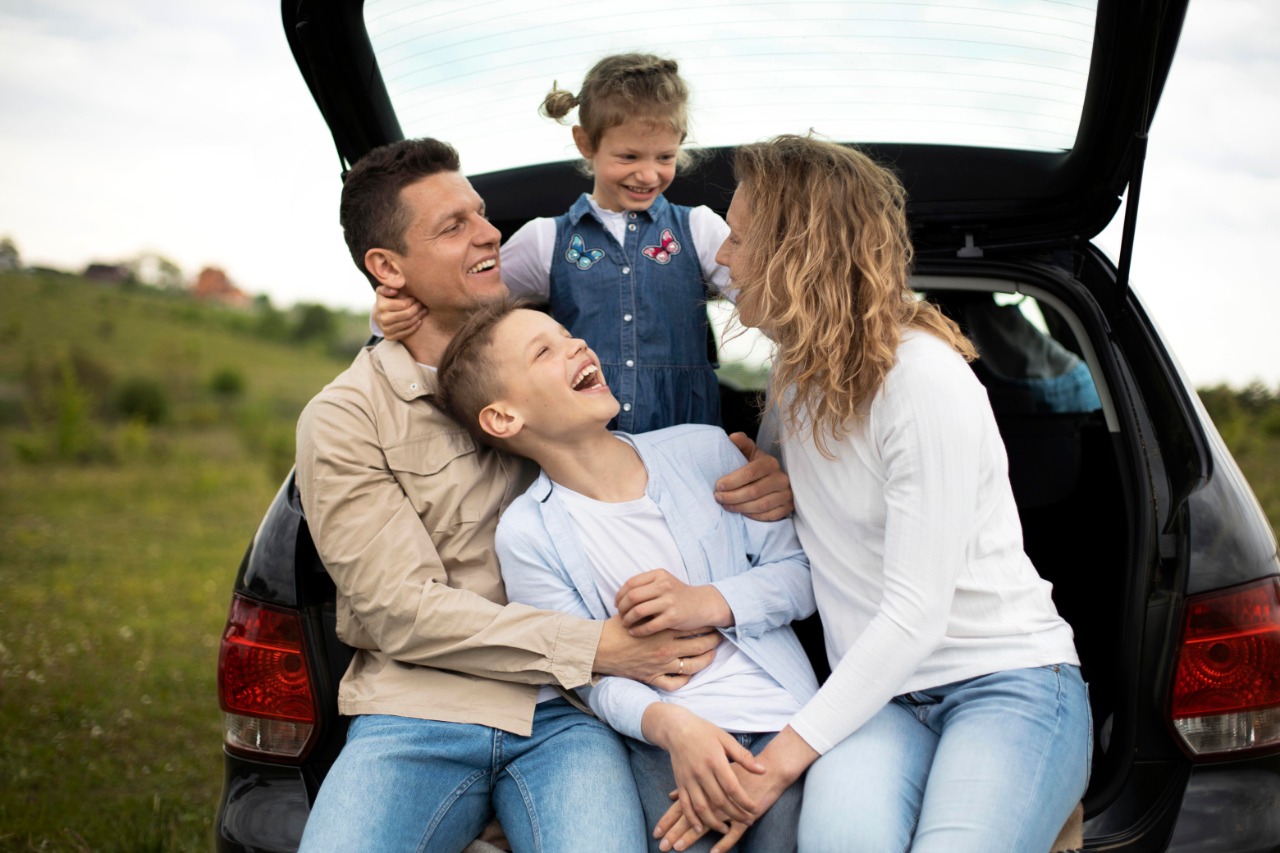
[218,594,319,761]
[1171,576,1280,757]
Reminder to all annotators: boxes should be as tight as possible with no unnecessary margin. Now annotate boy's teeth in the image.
[573,365,598,390]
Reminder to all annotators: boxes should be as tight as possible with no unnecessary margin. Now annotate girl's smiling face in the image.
[575,119,681,213]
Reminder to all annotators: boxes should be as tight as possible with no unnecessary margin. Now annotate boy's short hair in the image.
[339,138,462,289]
[436,296,531,446]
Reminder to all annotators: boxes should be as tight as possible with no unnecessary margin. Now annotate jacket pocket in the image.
[384,430,485,531]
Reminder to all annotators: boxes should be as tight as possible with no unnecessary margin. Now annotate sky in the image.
[1,0,1277,389]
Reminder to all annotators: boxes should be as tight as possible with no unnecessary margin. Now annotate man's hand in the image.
[374,283,426,340]
[714,433,793,522]
[593,615,721,687]
[642,704,765,837]
[616,570,733,636]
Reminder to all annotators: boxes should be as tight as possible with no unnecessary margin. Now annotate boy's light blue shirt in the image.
[495,424,819,743]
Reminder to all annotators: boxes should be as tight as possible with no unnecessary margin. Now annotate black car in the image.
[216,1,1280,850]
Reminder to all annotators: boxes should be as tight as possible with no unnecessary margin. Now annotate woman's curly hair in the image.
[731,134,975,456]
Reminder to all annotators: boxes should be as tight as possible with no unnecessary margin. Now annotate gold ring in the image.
[678,658,685,675]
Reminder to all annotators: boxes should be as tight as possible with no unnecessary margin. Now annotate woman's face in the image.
[717,187,764,329]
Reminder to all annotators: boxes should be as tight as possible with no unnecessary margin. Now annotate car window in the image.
[927,289,1102,415]
[364,0,1098,176]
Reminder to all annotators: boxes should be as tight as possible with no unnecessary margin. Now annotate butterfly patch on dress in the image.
[641,229,681,264]
[566,233,606,271]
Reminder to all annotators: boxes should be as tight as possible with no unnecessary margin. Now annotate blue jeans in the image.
[299,698,647,853]
[627,730,801,853]
[799,664,1091,853]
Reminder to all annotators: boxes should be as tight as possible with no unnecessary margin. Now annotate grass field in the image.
[0,271,1276,851]
[0,272,364,851]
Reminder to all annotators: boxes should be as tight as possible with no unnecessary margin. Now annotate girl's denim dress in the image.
[550,193,721,433]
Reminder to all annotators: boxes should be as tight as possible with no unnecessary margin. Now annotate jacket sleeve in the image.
[295,393,600,690]
[496,505,661,742]
[702,433,816,638]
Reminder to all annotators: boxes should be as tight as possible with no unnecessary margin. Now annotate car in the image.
[216,1,1280,850]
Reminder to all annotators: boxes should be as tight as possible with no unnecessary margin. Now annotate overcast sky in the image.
[1,0,1277,388]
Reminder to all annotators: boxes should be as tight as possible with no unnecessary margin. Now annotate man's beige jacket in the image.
[296,340,602,736]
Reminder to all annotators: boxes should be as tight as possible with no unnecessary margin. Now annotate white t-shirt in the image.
[548,483,800,734]
[784,330,1079,755]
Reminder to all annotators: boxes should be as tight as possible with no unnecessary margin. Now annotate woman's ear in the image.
[572,125,594,159]
[478,403,523,442]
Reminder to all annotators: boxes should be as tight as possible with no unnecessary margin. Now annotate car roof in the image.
[283,0,1188,255]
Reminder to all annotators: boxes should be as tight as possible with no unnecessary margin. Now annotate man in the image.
[295,138,791,851]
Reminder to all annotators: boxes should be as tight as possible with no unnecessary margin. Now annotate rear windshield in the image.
[364,0,1098,175]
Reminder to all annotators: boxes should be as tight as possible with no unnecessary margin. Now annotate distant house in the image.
[83,263,133,283]
[191,266,252,308]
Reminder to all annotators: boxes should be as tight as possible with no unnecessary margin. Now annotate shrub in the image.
[293,303,337,345]
[115,377,170,425]
[208,367,246,399]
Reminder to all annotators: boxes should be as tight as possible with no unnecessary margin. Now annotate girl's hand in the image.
[714,433,794,522]
[374,284,426,341]
[616,570,732,636]
[642,705,764,838]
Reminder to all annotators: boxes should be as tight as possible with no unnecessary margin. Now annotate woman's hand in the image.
[616,570,732,636]
[714,433,793,522]
[654,726,818,853]
[642,704,765,838]
[374,284,426,341]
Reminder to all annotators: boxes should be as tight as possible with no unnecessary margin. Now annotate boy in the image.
[436,297,818,853]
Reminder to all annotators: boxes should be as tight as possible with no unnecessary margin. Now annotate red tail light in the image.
[1171,576,1280,758]
[217,594,318,761]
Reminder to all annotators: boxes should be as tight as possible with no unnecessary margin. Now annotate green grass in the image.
[0,272,363,851]
[0,271,1276,851]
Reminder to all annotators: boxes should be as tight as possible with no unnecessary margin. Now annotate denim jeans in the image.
[298,698,647,853]
[798,664,1091,853]
[627,730,801,853]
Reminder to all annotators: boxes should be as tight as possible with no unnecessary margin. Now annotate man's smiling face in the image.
[390,171,507,327]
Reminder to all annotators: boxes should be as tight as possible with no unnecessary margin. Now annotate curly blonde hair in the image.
[731,134,975,456]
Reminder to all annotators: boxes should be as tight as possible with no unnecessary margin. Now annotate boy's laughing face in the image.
[483,309,618,441]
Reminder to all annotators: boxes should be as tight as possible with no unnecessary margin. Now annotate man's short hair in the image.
[436,296,530,446]
[339,138,462,289]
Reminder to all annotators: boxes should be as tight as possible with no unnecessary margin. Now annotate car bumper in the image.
[216,753,311,853]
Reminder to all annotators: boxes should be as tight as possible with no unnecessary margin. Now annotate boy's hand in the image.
[616,570,732,636]
[714,433,793,522]
[642,704,764,838]
[374,284,426,341]
[656,726,819,852]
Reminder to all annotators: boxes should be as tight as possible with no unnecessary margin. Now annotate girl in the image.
[375,53,730,434]
[656,135,1091,853]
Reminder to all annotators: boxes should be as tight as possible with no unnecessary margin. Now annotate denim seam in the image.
[1007,666,1065,852]
[502,761,543,853]
[415,768,488,853]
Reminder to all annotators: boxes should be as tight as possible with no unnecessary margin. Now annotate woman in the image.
[656,135,1090,853]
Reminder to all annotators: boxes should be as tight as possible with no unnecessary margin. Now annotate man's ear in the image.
[571,125,594,160]
[478,402,523,442]
[364,248,405,289]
